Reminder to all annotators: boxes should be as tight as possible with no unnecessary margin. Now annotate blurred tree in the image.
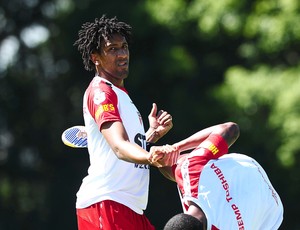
[0,0,299,229]
[214,65,300,229]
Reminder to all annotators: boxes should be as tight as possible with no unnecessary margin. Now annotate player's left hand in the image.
[147,103,173,142]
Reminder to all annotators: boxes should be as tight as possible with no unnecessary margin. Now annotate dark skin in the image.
[90,33,173,166]
[91,33,129,87]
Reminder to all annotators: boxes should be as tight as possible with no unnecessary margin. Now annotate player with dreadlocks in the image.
[73,15,174,230]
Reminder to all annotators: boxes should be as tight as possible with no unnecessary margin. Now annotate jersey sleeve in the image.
[193,134,229,160]
[86,81,121,130]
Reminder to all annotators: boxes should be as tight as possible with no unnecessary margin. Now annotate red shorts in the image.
[76,200,155,230]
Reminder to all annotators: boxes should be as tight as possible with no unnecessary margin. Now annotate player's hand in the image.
[148,145,179,167]
[158,145,179,167]
[147,103,173,142]
[148,145,168,163]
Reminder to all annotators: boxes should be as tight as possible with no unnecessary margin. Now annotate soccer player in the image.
[73,15,174,230]
[149,122,284,230]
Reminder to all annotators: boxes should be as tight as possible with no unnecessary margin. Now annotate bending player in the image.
[149,122,284,230]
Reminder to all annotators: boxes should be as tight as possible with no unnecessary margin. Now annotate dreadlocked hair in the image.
[74,15,132,71]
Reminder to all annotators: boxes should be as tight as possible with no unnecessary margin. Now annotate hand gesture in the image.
[147,103,173,142]
[148,145,179,167]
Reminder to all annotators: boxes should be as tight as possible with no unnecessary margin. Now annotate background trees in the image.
[0,0,298,229]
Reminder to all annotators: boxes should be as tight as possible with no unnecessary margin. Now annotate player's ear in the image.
[90,53,100,66]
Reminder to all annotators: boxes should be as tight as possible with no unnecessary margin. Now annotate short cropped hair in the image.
[164,213,204,230]
[74,15,132,71]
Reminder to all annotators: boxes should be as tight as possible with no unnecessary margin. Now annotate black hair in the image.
[164,213,204,230]
[74,14,132,71]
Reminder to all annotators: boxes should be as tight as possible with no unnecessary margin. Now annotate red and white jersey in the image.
[76,76,150,215]
[176,152,283,230]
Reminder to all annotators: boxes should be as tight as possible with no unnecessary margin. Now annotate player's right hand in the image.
[148,145,179,167]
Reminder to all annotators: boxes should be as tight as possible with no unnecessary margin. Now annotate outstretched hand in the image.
[147,103,173,142]
[148,145,179,167]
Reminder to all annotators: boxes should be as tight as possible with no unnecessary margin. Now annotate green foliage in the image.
[145,0,300,60]
[215,65,300,167]
[145,0,245,37]
[0,0,299,229]
[145,0,188,31]
[244,0,300,53]
[161,45,197,78]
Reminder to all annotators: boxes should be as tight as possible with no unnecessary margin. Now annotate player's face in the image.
[96,33,129,86]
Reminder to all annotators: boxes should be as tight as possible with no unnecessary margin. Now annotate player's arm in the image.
[172,122,239,153]
[157,122,240,181]
[150,122,240,163]
[89,84,166,166]
[158,166,176,182]
[101,120,171,167]
[101,121,151,164]
[158,154,186,182]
